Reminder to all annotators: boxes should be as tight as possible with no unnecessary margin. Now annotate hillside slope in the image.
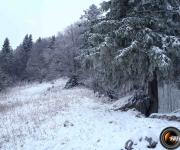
[0,78,179,150]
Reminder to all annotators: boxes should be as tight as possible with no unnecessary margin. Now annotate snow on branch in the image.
[162,35,180,50]
[116,40,139,60]
[150,46,170,68]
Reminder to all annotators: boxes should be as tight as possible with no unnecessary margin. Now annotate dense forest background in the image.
[0,0,180,114]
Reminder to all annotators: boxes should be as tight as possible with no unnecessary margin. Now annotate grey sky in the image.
[0,0,104,49]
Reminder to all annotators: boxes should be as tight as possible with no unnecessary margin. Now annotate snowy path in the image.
[0,78,179,150]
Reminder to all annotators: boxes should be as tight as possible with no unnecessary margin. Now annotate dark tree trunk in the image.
[147,70,158,116]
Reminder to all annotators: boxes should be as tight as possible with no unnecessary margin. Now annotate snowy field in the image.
[0,78,179,150]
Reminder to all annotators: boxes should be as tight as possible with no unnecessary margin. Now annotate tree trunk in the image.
[147,70,158,116]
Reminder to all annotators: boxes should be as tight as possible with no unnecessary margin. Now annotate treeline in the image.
[0,4,101,89]
[0,35,33,89]
[0,0,180,113]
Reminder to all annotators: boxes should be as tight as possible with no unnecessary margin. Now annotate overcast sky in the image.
[0,0,104,49]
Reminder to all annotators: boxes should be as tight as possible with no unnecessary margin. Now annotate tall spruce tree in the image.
[0,38,14,75]
[49,36,56,49]
[2,38,11,53]
[14,34,33,79]
[0,38,13,89]
[81,0,180,115]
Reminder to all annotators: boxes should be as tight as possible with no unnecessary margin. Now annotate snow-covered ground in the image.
[0,78,179,150]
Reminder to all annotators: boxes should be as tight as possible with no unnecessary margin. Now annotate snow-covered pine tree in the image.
[14,34,33,79]
[0,38,14,88]
[19,34,33,79]
[81,0,180,115]
[81,4,102,23]
[48,36,56,49]
[0,38,14,75]
[2,38,11,53]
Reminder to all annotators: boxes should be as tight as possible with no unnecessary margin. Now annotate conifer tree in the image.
[2,38,11,54]
[14,34,33,79]
[81,0,180,115]
[0,38,14,74]
[49,36,56,49]
[0,38,13,88]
